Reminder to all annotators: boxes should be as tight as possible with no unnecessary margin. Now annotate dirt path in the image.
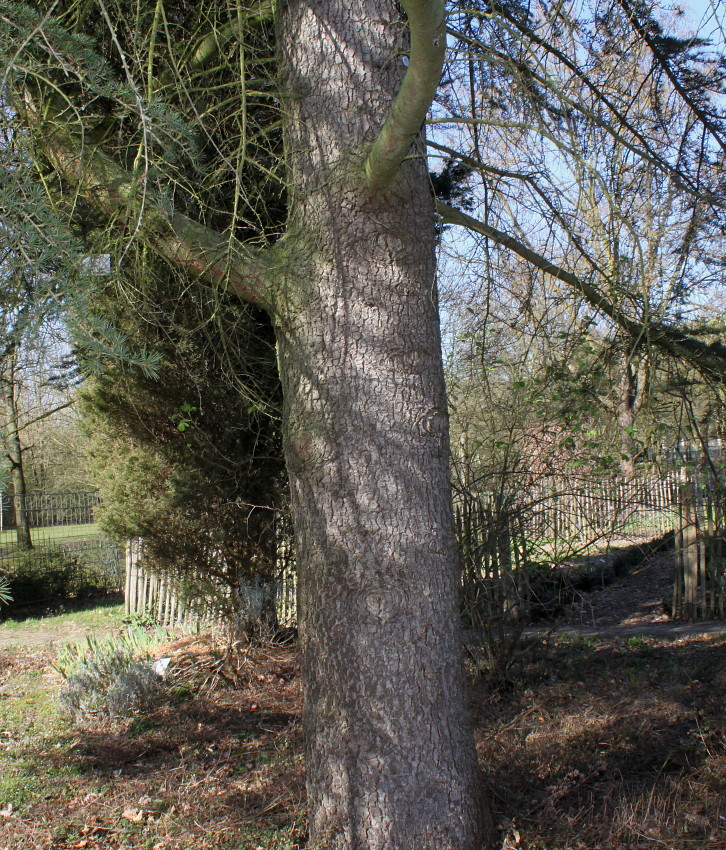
[461,546,726,643]
[0,621,118,650]
[532,547,726,639]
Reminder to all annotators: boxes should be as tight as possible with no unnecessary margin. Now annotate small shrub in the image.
[5,547,77,605]
[3,546,114,609]
[55,627,165,724]
[122,610,160,629]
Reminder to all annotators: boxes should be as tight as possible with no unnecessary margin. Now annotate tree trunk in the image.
[1,356,32,549]
[615,354,641,480]
[276,1,485,847]
[7,428,32,550]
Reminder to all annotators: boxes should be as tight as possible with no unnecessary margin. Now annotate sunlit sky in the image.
[678,0,725,38]
[679,1,725,52]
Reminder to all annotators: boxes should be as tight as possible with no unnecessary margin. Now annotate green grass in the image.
[0,523,100,549]
[0,667,90,818]
[0,599,124,631]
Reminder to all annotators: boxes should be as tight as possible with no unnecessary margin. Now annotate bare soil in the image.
[562,547,676,629]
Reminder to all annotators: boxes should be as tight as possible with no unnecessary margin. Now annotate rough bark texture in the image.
[275,1,484,847]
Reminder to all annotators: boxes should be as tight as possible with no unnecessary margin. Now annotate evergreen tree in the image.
[80,259,285,631]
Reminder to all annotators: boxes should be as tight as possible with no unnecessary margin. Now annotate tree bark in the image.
[275,1,484,846]
[1,353,32,549]
[614,352,646,480]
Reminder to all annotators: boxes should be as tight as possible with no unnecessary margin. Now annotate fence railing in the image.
[0,491,124,605]
[0,491,102,531]
[455,473,679,553]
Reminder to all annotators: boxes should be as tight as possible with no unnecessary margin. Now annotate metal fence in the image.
[0,491,124,597]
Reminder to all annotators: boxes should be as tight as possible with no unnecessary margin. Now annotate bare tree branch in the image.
[615,0,726,155]
[437,200,726,382]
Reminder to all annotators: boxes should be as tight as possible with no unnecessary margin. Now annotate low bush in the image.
[5,547,77,605]
[2,546,111,608]
[55,627,167,724]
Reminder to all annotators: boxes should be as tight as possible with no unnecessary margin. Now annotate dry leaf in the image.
[122,807,144,823]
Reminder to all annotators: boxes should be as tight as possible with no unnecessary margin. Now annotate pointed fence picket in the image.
[124,512,298,629]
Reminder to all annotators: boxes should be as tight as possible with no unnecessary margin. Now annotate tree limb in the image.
[446,20,724,209]
[12,398,75,434]
[615,0,726,156]
[437,200,726,382]
[365,0,446,192]
[25,110,275,313]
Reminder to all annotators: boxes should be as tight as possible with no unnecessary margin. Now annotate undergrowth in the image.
[54,626,169,724]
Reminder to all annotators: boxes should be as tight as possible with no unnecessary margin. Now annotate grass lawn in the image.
[0,597,125,631]
[0,523,101,549]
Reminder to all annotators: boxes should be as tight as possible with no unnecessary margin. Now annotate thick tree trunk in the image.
[276,1,485,847]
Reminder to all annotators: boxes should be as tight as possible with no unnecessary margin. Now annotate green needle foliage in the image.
[79,259,286,629]
[1,0,288,629]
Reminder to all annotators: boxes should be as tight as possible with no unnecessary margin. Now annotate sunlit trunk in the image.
[276,0,485,845]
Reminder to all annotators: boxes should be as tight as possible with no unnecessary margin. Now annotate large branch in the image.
[31,117,275,313]
[437,200,726,382]
[365,0,446,192]
[446,22,724,209]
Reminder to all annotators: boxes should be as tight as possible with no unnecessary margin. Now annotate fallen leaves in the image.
[121,806,144,823]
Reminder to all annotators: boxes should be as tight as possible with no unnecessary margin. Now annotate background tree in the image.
[435,0,726,483]
[436,0,726,383]
[0,135,79,544]
[79,258,286,632]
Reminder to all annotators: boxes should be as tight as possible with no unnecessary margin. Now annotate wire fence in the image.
[0,492,124,606]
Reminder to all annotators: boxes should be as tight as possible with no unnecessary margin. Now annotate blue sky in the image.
[680,0,724,30]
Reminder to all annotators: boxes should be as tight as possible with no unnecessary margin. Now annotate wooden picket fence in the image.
[457,470,725,623]
[672,471,726,620]
[124,526,297,629]
[455,473,679,570]
[125,470,725,627]
[125,539,203,628]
